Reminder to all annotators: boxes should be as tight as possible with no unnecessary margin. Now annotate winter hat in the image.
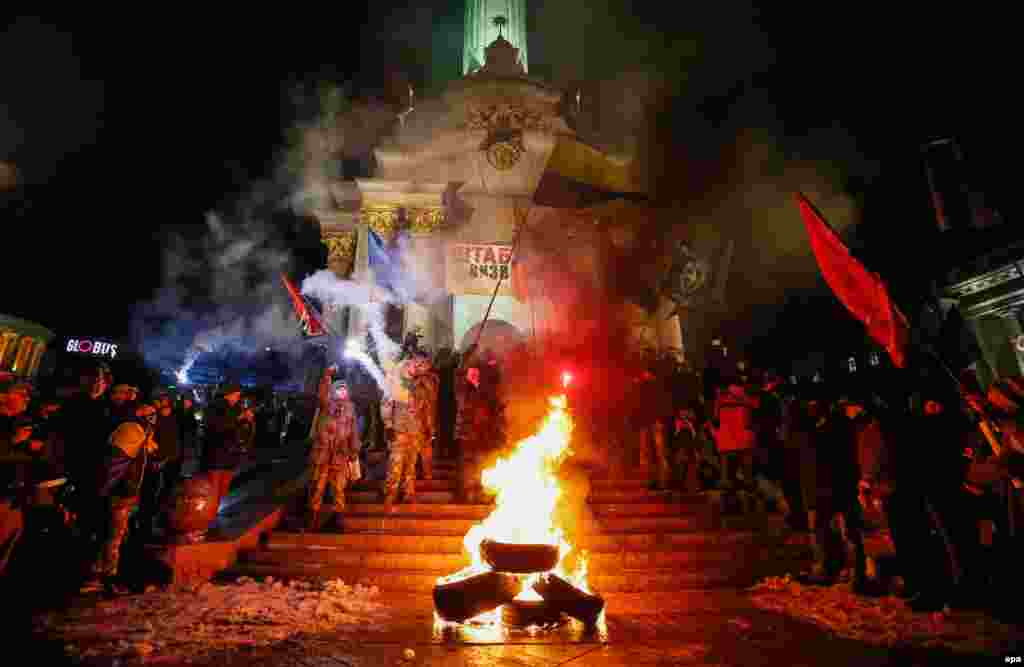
[109,421,150,459]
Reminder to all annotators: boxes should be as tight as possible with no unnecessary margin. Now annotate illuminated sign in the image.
[66,338,119,358]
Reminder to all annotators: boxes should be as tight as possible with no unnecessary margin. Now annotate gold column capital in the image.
[361,205,401,242]
[322,230,358,278]
[407,207,447,235]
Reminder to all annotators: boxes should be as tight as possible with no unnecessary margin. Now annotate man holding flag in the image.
[795,192,988,606]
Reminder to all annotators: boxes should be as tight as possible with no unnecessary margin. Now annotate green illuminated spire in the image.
[463,0,528,75]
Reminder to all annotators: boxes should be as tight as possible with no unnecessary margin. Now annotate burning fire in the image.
[436,392,591,627]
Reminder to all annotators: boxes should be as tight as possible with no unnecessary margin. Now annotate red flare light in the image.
[561,371,573,389]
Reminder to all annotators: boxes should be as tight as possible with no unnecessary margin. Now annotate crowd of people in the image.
[617,350,1024,620]
[5,338,1024,624]
[0,360,310,597]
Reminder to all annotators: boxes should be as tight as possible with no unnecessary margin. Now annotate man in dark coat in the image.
[59,363,113,499]
[455,357,506,504]
[83,408,158,594]
[201,383,254,507]
[136,390,181,536]
[176,394,199,463]
[800,396,868,592]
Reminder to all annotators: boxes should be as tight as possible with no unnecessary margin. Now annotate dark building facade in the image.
[925,138,1023,387]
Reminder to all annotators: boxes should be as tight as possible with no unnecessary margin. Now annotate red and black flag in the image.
[280,273,327,338]
[796,192,909,368]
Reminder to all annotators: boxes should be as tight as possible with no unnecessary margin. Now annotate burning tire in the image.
[432,571,522,623]
[532,573,605,626]
[501,599,565,628]
[480,539,560,573]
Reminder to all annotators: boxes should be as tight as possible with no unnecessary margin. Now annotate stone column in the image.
[27,341,46,377]
[0,332,17,370]
[407,206,447,351]
[322,229,357,337]
[11,337,34,375]
[349,206,401,343]
[347,223,372,342]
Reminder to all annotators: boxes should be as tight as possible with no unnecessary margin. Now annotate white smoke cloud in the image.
[131,209,306,387]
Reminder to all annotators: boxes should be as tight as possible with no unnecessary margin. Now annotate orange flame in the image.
[435,393,591,624]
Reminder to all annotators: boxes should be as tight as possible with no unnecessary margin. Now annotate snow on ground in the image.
[38,577,388,662]
[749,574,1018,654]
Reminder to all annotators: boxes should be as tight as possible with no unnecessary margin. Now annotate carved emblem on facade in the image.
[485,135,524,170]
[322,230,357,278]
[462,104,548,132]
[361,206,401,241]
[661,241,711,318]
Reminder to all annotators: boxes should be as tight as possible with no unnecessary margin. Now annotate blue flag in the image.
[367,228,403,298]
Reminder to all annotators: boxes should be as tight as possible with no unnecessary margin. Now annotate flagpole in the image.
[472,211,527,352]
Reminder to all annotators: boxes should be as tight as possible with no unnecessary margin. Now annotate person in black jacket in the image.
[800,397,869,593]
[201,383,253,507]
[135,390,181,536]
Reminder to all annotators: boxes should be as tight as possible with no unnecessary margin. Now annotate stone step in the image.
[267,528,787,554]
[588,478,659,489]
[588,501,706,517]
[588,491,681,504]
[348,491,459,504]
[334,504,494,519]
[344,490,707,507]
[222,562,761,592]
[244,543,776,572]
[325,501,701,518]
[332,514,708,535]
[350,479,455,492]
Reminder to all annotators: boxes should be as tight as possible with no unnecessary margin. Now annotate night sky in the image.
[1,3,1014,360]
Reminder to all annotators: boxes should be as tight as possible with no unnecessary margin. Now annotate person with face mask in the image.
[381,357,421,508]
[306,368,360,531]
[410,354,440,482]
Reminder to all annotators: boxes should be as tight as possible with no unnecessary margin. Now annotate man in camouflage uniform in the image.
[409,354,440,480]
[382,359,420,507]
[307,367,360,531]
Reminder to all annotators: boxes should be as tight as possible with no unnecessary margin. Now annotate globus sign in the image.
[66,338,119,358]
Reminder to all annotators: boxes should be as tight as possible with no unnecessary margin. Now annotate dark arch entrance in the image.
[459,319,525,359]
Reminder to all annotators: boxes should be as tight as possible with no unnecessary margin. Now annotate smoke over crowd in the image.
[127,0,898,387]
